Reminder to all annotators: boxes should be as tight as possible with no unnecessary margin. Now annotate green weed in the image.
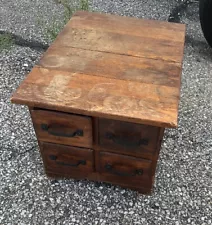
[42,0,89,42]
[0,33,14,51]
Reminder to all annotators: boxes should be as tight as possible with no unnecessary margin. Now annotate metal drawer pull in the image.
[105,132,148,147]
[49,155,86,167]
[41,124,83,138]
[105,164,143,177]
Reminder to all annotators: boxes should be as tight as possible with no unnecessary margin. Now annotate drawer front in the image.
[98,152,153,188]
[31,109,92,148]
[40,142,94,175]
[99,119,159,158]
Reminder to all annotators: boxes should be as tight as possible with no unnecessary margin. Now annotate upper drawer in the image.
[99,118,159,158]
[31,109,92,148]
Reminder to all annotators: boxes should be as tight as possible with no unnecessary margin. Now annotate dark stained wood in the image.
[156,127,165,158]
[92,117,101,172]
[38,46,181,87]
[98,118,159,159]
[12,67,180,128]
[149,127,165,181]
[40,142,94,175]
[98,152,153,188]
[31,109,93,148]
[39,139,154,193]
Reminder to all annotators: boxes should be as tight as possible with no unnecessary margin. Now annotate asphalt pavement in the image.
[0,0,211,224]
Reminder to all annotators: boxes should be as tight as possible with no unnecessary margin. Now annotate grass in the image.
[0,33,14,51]
[42,0,89,42]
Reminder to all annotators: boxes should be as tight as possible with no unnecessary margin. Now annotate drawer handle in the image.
[105,132,148,147]
[49,155,86,167]
[41,124,83,138]
[105,164,143,177]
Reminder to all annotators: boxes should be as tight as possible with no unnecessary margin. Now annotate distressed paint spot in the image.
[103,96,138,111]
[43,74,81,101]
[128,82,162,102]
[63,88,82,99]
[40,68,49,74]
[41,55,66,68]
[41,54,89,71]
[138,99,156,112]
[87,83,114,108]
[128,82,146,94]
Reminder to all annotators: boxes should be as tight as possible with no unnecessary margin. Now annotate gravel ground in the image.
[0,0,212,224]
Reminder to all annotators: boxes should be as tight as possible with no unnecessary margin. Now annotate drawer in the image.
[98,152,153,188]
[99,118,159,158]
[31,109,92,148]
[40,142,94,175]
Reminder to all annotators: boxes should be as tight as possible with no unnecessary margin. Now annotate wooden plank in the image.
[51,26,185,63]
[73,11,186,32]
[11,67,180,127]
[38,46,181,87]
[70,11,186,43]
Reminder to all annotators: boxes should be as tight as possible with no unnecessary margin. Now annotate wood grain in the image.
[39,141,154,192]
[70,11,185,41]
[98,118,159,159]
[98,152,152,188]
[12,67,180,127]
[52,27,184,63]
[38,46,181,87]
[50,11,185,63]
[40,142,94,175]
[11,11,185,128]
[72,11,186,35]
[31,109,93,148]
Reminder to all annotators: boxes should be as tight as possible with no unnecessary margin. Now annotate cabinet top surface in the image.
[11,11,186,128]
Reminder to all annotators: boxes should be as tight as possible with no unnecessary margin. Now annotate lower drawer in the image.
[98,152,153,188]
[40,142,94,175]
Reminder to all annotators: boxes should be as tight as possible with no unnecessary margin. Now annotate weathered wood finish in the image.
[12,67,180,128]
[98,152,152,187]
[40,142,94,175]
[38,47,181,87]
[33,113,162,193]
[70,11,185,40]
[11,11,185,128]
[51,11,185,63]
[31,109,93,148]
[11,11,185,193]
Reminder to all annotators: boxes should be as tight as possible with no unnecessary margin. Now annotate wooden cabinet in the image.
[30,109,165,193]
[11,11,185,194]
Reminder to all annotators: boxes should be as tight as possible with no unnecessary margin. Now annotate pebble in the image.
[0,0,212,225]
